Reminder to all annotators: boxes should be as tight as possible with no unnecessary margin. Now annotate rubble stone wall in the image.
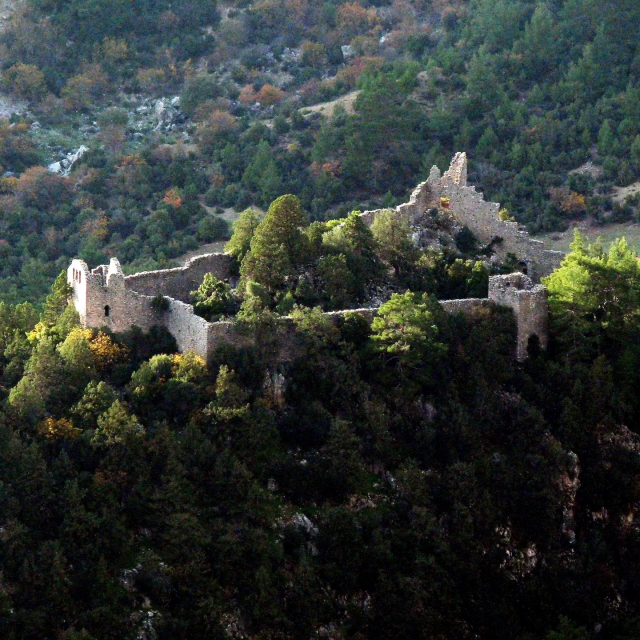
[70,256,547,363]
[69,154,556,365]
[124,253,234,303]
[68,258,159,333]
[359,152,565,281]
[71,258,548,363]
[439,298,491,315]
[489,273,548,360]
[164,298,211,355]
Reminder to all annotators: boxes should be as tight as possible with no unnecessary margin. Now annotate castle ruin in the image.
[68,153,558,362]
[360,152,564,281]
[68,255,547,363]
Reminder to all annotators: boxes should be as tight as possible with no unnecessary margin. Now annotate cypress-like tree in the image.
[240,194,309,294]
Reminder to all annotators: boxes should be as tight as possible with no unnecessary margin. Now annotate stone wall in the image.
[324,308,379,324]
[439,298,491,315]
[69,258,160,333]
[488,273,548,360]
[124,253,235,303]
[69,257,212,354]
[70,257,548,364]
[195,279,546,364]
[164,298,211,355]
[359,152,565,281]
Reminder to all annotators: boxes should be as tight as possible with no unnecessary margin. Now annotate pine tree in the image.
[41,271,73,326]
[92,400,144,446]
[240,194,308,294]
[225,207,262,262]
[371,209,418,278]
[371,290,447,378]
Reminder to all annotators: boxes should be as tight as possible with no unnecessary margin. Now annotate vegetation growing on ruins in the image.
[0,234,640,638]
[0,0,639,303]
[1,1,640,636]
[182,194,491,319]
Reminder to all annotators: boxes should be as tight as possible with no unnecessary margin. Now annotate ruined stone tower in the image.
[68,258,129,332]
[67,254,236,357]
[488,273,548,360]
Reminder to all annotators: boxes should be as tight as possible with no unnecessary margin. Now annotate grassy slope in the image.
[538,221,640,254]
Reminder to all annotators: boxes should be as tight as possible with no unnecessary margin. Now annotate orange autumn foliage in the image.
[548,187,587,215]
[164,188,183,208]
[239,84,285,106]
[337,2,380,39]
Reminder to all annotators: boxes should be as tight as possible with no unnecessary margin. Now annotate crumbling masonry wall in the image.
[359,152,564,281]
[123,253,234,303]
[68,257,219,354]
[488,273,548,361]
[69,256,546,363]
[69,258,158,333]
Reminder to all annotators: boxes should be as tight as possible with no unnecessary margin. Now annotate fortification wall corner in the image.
[163,298,210,356]
[69,257,167,334]
[68,259,91,322]
[106,257,125,289]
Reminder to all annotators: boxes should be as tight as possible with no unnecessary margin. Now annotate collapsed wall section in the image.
[124,253,234,302]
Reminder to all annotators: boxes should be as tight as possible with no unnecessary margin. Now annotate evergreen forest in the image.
[0,0,640,639]
[0,0,639,302]
[1,227,640,639]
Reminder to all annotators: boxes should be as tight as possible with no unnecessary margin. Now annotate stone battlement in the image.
[360,152,564,281]
[68,255,547,362]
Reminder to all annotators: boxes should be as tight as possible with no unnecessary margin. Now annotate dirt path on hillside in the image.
[300,90,360,119]
[614,180,640,204]
[175,205,250,265]
[538,221,640,254]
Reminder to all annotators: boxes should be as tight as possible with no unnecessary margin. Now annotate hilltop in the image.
[1,208,640,638]
[2,2,640,638]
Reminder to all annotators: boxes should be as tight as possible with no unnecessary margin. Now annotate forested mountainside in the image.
[0,232,639,640]
[2,1,640,638]
[0,0,639,303]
